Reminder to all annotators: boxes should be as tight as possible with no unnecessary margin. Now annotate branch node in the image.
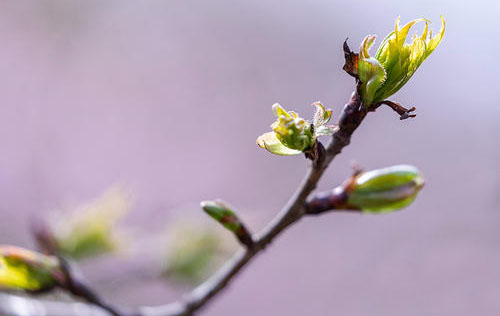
[305,140,326,167]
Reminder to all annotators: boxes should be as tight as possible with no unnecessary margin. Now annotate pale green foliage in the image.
[256,132,303,156]
[358,36,387,106]
[270,104,315,151]
[163,221,234,283]
[347,165,425,213]
[358,17,445,106]
[53,186,131,260]
[312,102,336,136]
[257,102,336,156]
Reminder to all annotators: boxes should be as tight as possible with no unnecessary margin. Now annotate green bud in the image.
[358,16,445,106]
[257,103,336,156]
[0,246,62,292]
[201,200,241,233]
[270,103,314,151]
[347,165,425,213]
[201,200,253,247]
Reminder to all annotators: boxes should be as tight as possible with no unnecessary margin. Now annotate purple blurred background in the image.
[1,0,499,315]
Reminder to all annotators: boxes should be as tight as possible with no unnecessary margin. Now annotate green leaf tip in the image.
[358,16,445,106]
[163,224,221,283]
[0,246,63,292]
[346,164,425,213]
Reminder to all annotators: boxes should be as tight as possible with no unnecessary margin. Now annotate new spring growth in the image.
[306,165,425,214]
[201,200,254,248]
[0,246,63,292]
[257,102,336,156]
[357,17,445,106]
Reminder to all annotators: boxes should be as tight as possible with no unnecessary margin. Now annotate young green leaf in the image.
[357,16,445,106]
[257,103,336,156]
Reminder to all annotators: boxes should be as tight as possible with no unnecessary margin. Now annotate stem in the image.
[141,88,367,316]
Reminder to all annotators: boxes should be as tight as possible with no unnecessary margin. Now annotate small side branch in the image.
[376,100,416,120]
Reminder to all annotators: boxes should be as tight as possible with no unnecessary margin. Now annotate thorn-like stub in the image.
[377,100,417,120]
[399,107,417,120]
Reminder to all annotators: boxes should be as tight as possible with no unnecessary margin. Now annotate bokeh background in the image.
[1,0,499,315]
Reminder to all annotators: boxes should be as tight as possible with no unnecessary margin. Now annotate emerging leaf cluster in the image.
[358,17,445,106]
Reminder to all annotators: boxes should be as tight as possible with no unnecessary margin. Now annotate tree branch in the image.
[0,85,369,316]
[145,86,368,316]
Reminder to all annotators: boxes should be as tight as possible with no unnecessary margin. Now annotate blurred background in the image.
[0,0,499,315]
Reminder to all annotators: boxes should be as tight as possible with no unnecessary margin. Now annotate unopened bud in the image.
[201,200,254,248]
[347,165,425,213]
[0,246,63,292]
[306,164,425,214]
